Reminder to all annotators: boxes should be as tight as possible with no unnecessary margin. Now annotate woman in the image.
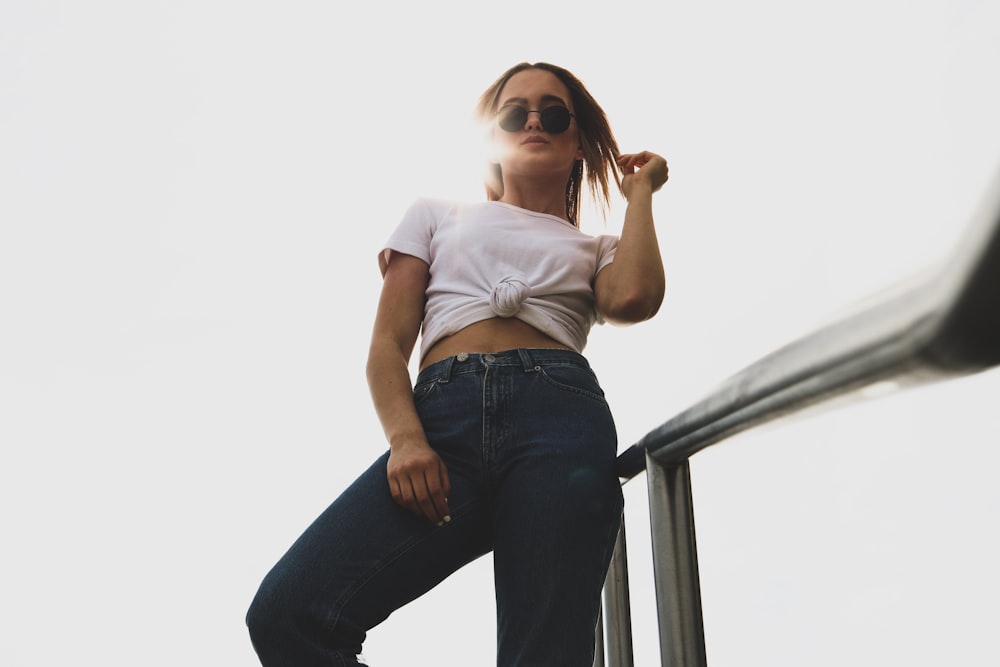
[247,61,668,666]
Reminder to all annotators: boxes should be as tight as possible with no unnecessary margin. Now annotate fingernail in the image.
[443,515,452,523]
[436,521,443,527]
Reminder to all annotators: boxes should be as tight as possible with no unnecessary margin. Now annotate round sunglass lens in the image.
[540,107,571,133]
[497,106,528,132]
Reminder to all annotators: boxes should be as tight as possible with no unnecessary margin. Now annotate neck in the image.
[498,177,568,221]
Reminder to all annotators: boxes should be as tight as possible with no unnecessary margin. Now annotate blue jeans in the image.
[247,349,624,666]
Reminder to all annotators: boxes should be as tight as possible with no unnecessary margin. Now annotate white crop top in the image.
[379,198,619,363]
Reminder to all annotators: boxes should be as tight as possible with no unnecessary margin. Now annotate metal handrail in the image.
[595,163,1000,666]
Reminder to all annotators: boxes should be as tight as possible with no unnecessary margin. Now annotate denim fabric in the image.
[247,349,624,666]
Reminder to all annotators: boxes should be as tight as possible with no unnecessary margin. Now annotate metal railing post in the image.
[603,517,635,666]
[646,454,707,667]
[593,606,605,667]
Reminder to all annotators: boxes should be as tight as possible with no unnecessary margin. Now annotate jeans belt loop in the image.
[517,348,536,372]
[440,355,456,383]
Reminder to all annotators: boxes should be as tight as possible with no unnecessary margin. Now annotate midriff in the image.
[420,318,571,370]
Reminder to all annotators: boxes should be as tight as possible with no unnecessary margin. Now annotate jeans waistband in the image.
[416,348,590,384]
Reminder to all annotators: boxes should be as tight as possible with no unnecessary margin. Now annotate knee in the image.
[245,587,276,654]
[246,579,295,662]
[246,578,365,665]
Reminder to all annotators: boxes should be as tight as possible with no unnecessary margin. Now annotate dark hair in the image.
[476,62,622,226]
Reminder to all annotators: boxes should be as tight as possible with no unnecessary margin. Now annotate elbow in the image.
[365,347,380,391]
[367,335,414,387]
[366,338,393,387]
[601,288,664,324]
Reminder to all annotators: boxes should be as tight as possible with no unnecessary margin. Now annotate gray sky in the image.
[2,1,999,665]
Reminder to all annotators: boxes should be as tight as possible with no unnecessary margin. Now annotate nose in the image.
[524,109,543,131]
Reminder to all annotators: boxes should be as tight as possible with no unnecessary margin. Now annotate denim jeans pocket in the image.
[412,377,443,405]
[538,364,607,404]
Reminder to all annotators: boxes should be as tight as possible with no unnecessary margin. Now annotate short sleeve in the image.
[595,234,619,274]
[378,198,441,276]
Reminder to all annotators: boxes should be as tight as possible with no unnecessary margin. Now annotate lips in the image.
[521,135,548,145]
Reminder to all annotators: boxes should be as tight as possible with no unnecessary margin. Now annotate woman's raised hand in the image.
[617,151,669,199]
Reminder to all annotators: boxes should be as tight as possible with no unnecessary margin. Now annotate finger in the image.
[414,474,444,523]
[392,474,421,516]
[422,466,452,524]
[438,459,452,499]
[431,460,452,521]
[621,151,660,165]
[619,155,650,173]
[388,473,405,505]
[617,153,637,167]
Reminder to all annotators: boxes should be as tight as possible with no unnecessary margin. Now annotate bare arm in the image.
[366,253,451,524]
[594,151,669,324]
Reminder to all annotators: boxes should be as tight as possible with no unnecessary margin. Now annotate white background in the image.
[2,1,999,665]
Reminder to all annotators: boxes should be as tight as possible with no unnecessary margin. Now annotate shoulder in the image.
[390,197,468,240]
[402,197,469,222]
[380,198,469,275]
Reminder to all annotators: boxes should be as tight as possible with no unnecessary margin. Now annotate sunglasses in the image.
[496,104,576,134]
